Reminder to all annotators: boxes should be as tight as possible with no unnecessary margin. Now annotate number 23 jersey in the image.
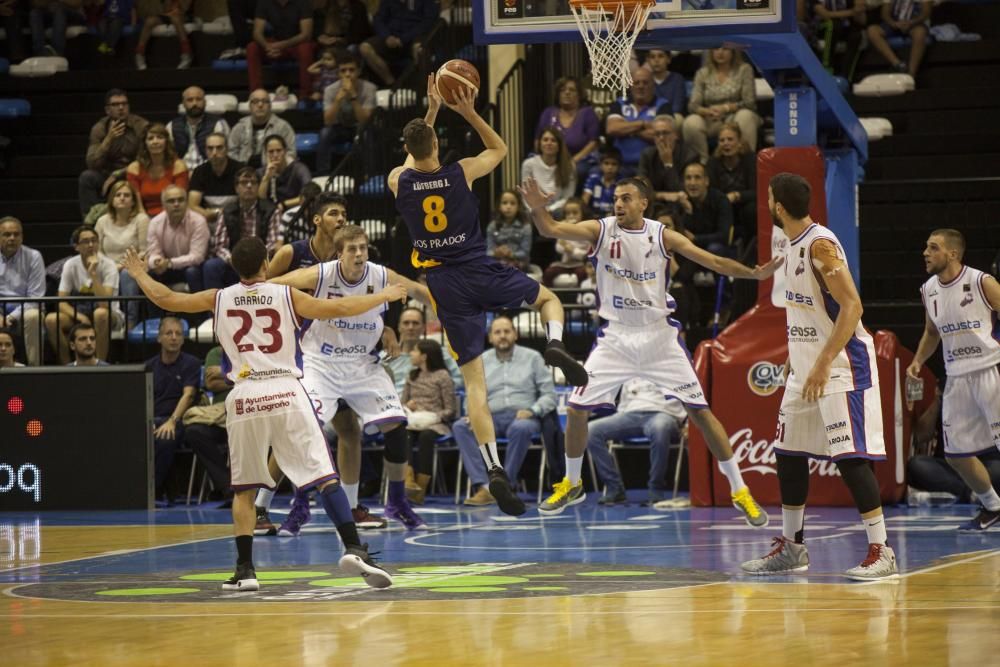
[214,281,303,383]
[395,162,486,267]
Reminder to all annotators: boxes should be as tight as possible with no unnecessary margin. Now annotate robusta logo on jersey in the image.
[747,361,785,397]
[603,264,656,282]
[939,320,981,334]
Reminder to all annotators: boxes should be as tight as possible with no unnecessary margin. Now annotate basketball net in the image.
[569,0,656,97]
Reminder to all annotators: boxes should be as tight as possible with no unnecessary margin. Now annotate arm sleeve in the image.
[529,354,557,416]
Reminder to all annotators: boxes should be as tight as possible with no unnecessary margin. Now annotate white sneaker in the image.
[741,536,809,575]
[845,543,899,581]
[135,54,147,70]
[178,53,192,69]
[219,47,245,60]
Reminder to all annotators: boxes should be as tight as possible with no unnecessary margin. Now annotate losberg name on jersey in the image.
[233,294,274,307]
[603,263,656,282]
[411,178,451,191]
[939,320,982,335]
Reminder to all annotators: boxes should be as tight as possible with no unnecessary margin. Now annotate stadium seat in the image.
[326,175,355,194]
[358,219,387,240]
[860,117,893,141]
[0,99,30,117]
[295,133,319,154]
[201,16,234,35]
[359,175,386,196]
[9,56,67,77]
[754,78,774,101]
[853,73,914,97]
[237,92,297,114]
[128,317,190,344]
[152,20,202,37]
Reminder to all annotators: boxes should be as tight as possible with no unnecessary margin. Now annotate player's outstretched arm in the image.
[387,269,432,306]
[121,248,217,314]
[907,312,941,379]
[269,264,320,291]
[519,178,600,243]
[664,228,783,280]
[451,86,507,185]
[290,283,407,320]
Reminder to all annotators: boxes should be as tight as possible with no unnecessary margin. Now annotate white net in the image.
[569,1,656,97]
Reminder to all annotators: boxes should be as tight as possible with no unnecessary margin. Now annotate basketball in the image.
[436,59,480,105]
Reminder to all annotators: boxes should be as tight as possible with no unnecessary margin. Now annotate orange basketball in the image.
[436,59,481,105]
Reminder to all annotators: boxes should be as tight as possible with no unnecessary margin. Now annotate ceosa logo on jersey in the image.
[785,290,814,307]
[939,320,981,334]
[611,295,652,310]
[945,345,983,362]
[747,361,785,397]
[603,263,656,283]
[730,428,841,477]
[319,342,368,356]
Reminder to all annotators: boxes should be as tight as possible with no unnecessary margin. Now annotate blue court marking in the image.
[2,501,996,587]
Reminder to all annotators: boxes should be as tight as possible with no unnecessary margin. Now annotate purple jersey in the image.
[395,162,486,268]
[289,239,321,272]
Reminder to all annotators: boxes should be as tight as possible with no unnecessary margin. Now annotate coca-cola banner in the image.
[686,147,920,507]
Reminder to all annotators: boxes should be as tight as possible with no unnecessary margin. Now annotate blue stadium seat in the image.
[212,59,247,71]
[0,99,30,117]
[359,175,386,196]
[128,317,190,343]
[295,133,319,154]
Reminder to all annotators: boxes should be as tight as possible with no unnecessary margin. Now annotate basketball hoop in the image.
[569,0,656,97]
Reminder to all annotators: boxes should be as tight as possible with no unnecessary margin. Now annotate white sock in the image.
[718,457,745,494]
[343,482,359,508]
[975,487,1000,511]
[479,442,501,469]
[566,455,583,485]
[255,488,275,510]
[546,320,564,342]
[782,507,804,543]
[863,514,888,545]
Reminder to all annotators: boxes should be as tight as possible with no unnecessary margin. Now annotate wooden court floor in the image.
[3,503,999,666]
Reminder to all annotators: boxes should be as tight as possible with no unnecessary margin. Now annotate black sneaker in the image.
[958,506,1000,532]
[222,562,259,591]
[598,486,627,505]
[339,543,393,589]
[543,340,589,386]
[488,466,527,517]
[255,506,277,536]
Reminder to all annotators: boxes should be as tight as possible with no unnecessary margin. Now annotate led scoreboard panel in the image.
[0,366,153,510]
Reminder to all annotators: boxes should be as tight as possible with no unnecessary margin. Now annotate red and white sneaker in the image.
[352,504,388,529]
[845,543,899,581]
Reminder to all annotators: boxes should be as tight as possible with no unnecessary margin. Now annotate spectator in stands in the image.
[811,0,866,81]
[44,226,119,364]
[187,132,244,231]
[317,0,372,52]
[402,339,457,504]
[384,306,463,394]
[867,0,932,77]
[167,87,231,173]
[145,185,209,293]
[127,123,189,217]
[643,49,686,126]
[534,76,601,183]
[521,128,575,217]
[542,197,590,287]
[145,315,200,502]
[134,0,192,70]
[29,0,83,57]
[638,115,688,218]
[582,146,621,216]
[606,67,673,175]
[80,89,149,218]
[307,47,340,102]
[0,0,28,64]
[184,344,233,501]
[95,180,149,325]
[219,0,253,60]
[247,0,314,100]
[96,0,136,56]
[204,167,281,289]
[228,89,297,168]
[707,122,756,244]
[317,52,376,174]
[66,322,110,366]
[258,134,310,208]
[454,315,556,505]
[360,0,438,86]
[683,47,761,163]
[0,328,21,367]
[0,217,43,366]
[679,161,733,257]
[486,189,533,273]
[586,378,686,505]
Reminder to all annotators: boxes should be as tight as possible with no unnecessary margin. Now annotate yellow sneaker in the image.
[732,486,769,528]
[538,477,585,516]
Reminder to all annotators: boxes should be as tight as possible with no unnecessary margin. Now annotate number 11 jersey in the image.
[214,281,303,383]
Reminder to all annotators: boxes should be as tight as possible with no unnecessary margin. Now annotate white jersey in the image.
[214,281,303,383]
[299,260,387,363]
[921,266,1000,376]
[782,223,878,394]
[591,217,676,326]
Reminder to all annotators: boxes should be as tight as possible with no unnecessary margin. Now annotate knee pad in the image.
[836,457,881,514]
[776,454,810,506]
[382,425,408,464]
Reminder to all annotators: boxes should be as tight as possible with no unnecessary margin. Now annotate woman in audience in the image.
[486,189,533,273]
[521,127,576,218]
[95,180,149,325]
[258,134,312,210]
[533,76,600,183]
[706,122,757,244]
[542,197,590,287]
[126,123,189,217]
[402,339,458,505]
[682,47,761,163]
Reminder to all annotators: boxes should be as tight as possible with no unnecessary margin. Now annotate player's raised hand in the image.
[444,84,477,118]
[750,255,784,280]
[381,283,408,303]
[426,73,442,112]
[518,178,553,212]
[120,247,148,278]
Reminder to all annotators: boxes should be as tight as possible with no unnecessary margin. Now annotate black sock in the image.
[235,534,253,566]
[336,523,361,549]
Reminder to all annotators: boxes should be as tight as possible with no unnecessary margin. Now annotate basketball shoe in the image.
[254,506,277,536]
[339,543,393,589]
[731,486,770,528]
[543,340,589,386]
[353,504,388,529]
[488,465,526,516]
[741,537,810,575]
[222,562,259,591]
[845,543,899,581]
[538,477,586,516]
[384,499,427,529]
[958,506,1000,532]
[277,493,312,536]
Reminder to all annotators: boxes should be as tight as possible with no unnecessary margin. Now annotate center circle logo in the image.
[747,361,785,397]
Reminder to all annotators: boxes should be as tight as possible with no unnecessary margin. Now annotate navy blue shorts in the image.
[425,258,541,366]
